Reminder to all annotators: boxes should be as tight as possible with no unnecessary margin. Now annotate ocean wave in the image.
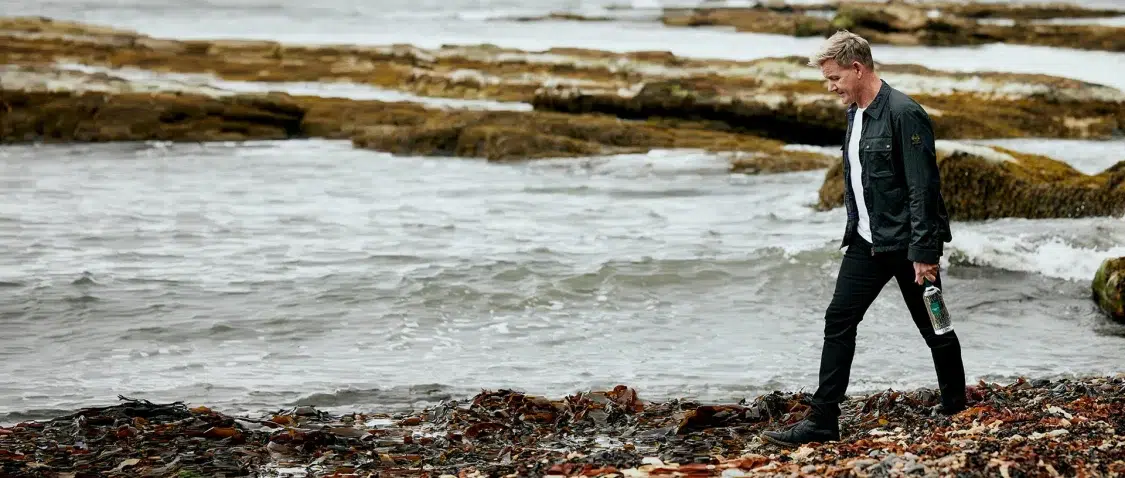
[947,216,1125,282]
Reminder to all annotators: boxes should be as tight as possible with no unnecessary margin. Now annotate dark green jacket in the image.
[841,80,952,264]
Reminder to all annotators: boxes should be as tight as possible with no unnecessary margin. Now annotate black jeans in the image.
[809,237,966,423]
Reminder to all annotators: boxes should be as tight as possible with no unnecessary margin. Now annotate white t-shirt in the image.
[848,107,872,243]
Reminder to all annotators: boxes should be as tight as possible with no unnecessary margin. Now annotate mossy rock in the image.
[347,105,827,164]
[1,90,304,143]
[1093,257,1125,323]
[816,144,1125,220]
[351,123,605,161]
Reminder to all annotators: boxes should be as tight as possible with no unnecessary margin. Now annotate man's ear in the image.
[852,61,863,78]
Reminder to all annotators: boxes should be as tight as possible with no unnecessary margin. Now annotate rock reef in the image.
[1,376,1123,477]
[660,2,1125,52]
[1094,257,1125,323]
[3,16,1124,216]
[1,67,305,143]
[816,142,1125,220]
[348,109,830,163]
[1,65,829,166]
[532,67,1125,146]
[4,16,1123,147]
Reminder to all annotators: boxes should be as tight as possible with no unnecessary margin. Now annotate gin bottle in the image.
[923,279,954,335]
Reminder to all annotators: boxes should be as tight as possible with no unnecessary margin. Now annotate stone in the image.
[349,108,832,163]
[1093,257,1125,323]
[662,7,831,38]
[4,15,1122,148]
[0,64,836,166]
[655,2,1125,52]
[534,75,1125,146]
[1,89,304,143]
[816,142,1125,220]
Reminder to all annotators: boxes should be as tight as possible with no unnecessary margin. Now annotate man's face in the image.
[820,60,861,106]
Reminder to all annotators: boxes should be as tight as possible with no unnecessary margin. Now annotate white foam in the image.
[976,18,1017,27]
[50,63,532,111]
[968,138,1125,175]
[1033,15,1125,26]
[935,140,1017,163]
[948,216,1125,281]
[782,143,842,157]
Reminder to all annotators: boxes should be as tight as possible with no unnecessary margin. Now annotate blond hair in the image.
[808,30,875,70]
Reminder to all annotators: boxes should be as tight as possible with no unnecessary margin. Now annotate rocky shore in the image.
[546,1,1125,52]
[1,64,830,165]
[1,375,1122,477]
[817,142,1125,220]
[4,16,1124,147]
[4,17,1124,218]
[1094,257,1125,324]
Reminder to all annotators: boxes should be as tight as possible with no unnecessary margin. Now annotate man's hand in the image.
[914,262,938,285]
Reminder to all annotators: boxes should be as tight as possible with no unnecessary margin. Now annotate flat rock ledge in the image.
[817,141,1125,220]
[532,75,1125,146]
[1,376,1122,477]
[0,65,831,168]
[3,16,1124,145]
[657,2,1125,52]
[1094,257,1125,324]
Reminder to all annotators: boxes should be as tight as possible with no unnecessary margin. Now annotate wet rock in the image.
[1,88,304,143]
[663,6,832,38]
[349,108,829,164]
[657,2,1125,52]
[1093,257,1125,323]
[353,123,606,161]
[817,142,1125,220]
[0,64,835,165]
[534,77,1125,147]
[4,16,1123,148]
[1,377,1123,476]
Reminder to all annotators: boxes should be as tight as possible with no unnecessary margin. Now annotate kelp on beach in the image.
[1,376,1123,477]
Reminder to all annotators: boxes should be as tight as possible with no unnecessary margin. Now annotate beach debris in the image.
[2,376,1123,477]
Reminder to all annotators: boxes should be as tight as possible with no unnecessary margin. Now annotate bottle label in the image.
[929,300,942,317]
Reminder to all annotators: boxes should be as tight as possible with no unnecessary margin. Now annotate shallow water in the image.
[0,140,1121,423]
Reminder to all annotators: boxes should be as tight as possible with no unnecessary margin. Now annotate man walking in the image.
[761,30,967,447]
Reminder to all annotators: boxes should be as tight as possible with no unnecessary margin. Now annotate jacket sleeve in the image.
[895,105,943,264]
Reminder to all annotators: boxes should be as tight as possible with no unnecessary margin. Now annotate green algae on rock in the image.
[349,108,833,163]
[1093,257,1125,323]
[660,2,1125,52]
[4,15,1123,148]
[816,142,1125,220]
[1,64,829,167]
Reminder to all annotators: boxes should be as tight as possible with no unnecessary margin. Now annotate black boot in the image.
[760,418,840,448]
[932,402,966,416]
[929,337,967,414]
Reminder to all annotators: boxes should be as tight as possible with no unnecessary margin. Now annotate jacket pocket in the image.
[861,136,894,178]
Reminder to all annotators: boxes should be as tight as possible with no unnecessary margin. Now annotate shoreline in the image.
[1,374,1122,477]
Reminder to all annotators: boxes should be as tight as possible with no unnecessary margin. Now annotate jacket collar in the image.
[849,79,890,120]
